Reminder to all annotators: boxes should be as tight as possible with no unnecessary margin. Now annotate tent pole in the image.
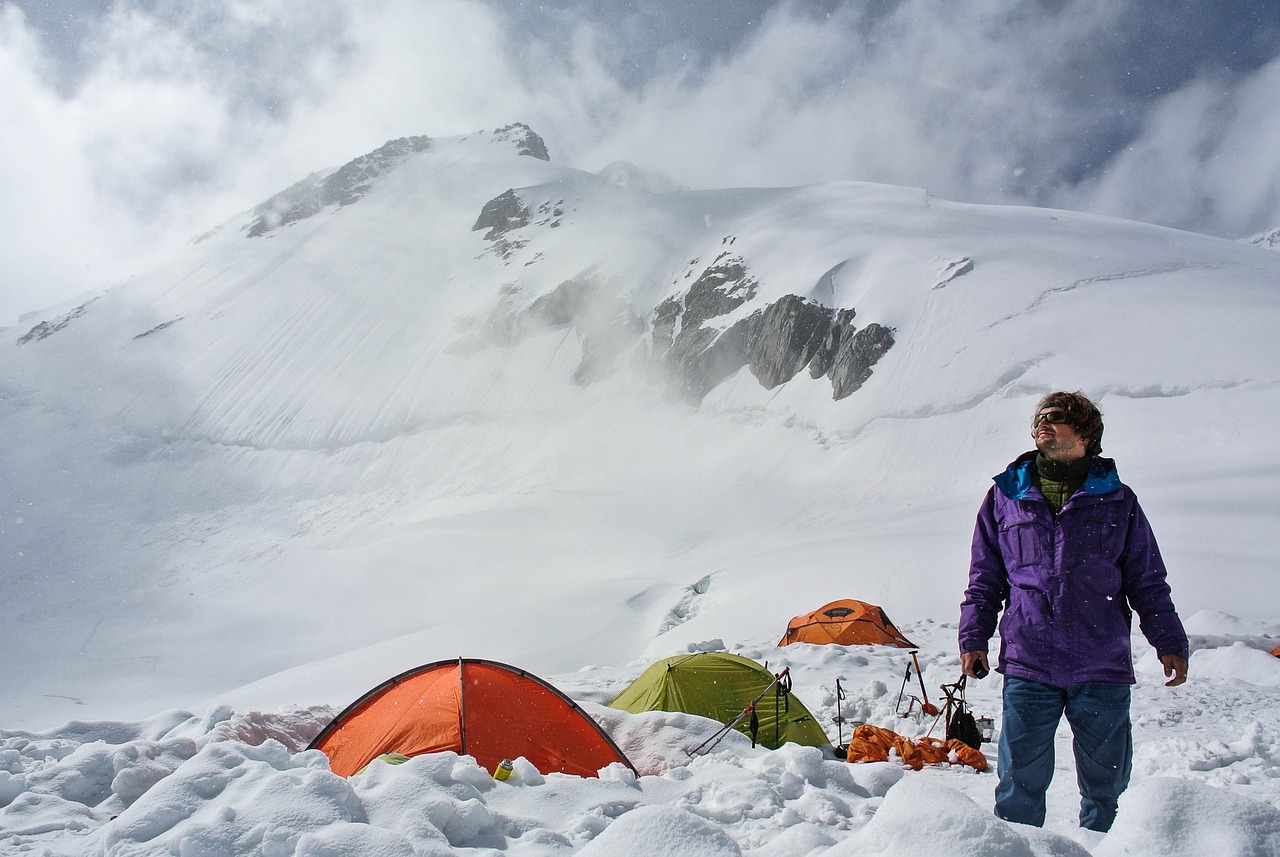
[457,657,467,756]
[686,668,789,757]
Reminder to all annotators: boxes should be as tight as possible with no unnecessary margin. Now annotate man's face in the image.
[1032,407,1088,462]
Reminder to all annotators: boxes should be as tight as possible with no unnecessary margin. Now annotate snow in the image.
[10,666,1280,856]
[4,129,1280,854]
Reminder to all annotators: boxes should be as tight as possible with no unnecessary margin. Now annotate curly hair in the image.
[1034,391,1104,456]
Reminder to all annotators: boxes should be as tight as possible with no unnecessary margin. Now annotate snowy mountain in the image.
[5,125,1280,855]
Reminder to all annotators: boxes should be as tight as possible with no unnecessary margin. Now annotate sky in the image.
[4,0,1280,327]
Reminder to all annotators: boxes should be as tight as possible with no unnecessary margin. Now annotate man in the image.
[958,391,1189,832]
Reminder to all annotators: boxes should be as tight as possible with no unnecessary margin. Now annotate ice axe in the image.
[910,651,939,717]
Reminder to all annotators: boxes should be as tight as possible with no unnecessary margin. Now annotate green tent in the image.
[607,652,830,750]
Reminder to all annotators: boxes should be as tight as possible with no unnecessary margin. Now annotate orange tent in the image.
[779,599,916,648]
[309,658,636,778]
[1271,644,1280,658]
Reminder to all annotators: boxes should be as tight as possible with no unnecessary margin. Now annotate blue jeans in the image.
[995,676,1132,832]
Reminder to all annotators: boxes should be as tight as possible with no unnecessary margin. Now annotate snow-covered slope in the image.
[5,125,1280,729]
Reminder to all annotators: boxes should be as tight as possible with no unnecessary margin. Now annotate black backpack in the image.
[942,674,984,750]
[947,706,984,749]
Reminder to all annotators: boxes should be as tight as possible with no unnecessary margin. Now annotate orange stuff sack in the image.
[918,736,988,772]
[846,724,986,772]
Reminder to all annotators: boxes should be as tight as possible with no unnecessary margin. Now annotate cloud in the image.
[0,0,540,327]
[0,1,355,326]
[3,0,1280,327]
[565,0,1280,228]
[1069,57,1280,237]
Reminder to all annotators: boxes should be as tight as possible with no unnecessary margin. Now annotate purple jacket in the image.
[959,452,1188,686]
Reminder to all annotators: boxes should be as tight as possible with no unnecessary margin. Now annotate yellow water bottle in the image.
[493,759,514,781]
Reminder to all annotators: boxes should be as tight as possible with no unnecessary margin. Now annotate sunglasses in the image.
[1033,410,1071,427]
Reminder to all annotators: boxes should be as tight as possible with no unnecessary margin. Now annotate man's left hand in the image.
[1161,654,1188,687]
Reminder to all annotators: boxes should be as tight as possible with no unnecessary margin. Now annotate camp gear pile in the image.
[846,724,987,771]
[308,599,993,781]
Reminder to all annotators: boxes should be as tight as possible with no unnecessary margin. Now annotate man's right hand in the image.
[961,650,990,679]
[1161,653,1189,687]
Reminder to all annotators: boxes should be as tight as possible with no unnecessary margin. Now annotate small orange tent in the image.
[1271,643,1280,658]
[779,599,916,648]
[309,658,636,778]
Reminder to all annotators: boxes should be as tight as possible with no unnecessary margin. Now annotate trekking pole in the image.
[686,668,789,757]
[894,661,912,715]
[834,678,846,747]
[774,682,781,750]
[772,669,793,749]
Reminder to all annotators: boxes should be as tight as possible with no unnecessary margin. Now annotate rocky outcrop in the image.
[463,213,894,402]
[247,136,431,237]
[807,308,855,380]
[492,123,550,161]
[16,299,98,345]
[743,296,836,390]
[933,257,974,289]
[649,253,760,398]
[458,262,894,401]
[827,322,895,399]
[1250,227,1280,250]
[651,255,895,402]
[473,190,531,241]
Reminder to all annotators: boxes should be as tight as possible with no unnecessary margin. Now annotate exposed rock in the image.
[933,257,975,289]
[533,199,566,230]
[1249,227,1280,250]
[461,254,894,402]
[650,297,682,363]
[473,190,531,241]
[829,323,895,400]
[671,321,751,402]
[743,296,835,389]
[17,299,98,346]
[133,318,183,340]
[680,253,757,327]
[648,254,762,399]
[649,253,894,401]
[493,123,550,161]
[807,308,856,380]
[247,136,431,237]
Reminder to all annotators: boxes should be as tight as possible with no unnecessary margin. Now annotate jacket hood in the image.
[993,451,1122,501]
